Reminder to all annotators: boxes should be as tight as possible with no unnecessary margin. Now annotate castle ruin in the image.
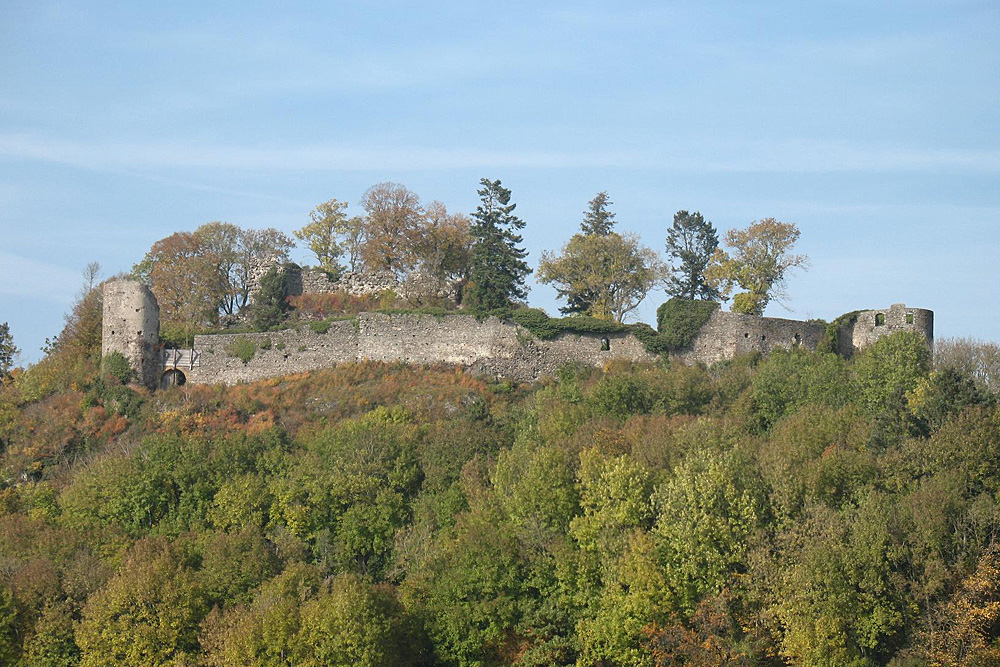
[101,279,933,389]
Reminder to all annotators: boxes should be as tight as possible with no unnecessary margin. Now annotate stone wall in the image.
[183,314,657,385]
[283,265,459,304]
[673,310,827,366]
[186,320,358,385]
[101,280,160,389]
[101,279,936,388]
[284,266,402,298]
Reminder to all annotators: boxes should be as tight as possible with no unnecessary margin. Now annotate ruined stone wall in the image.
[283,266,399,297]
[186,320,358,385]
[848,304,934,351]
[281,265,458,304]
[673,310,827,366]
[101,280,160,389]
[102,278,935,387]
[185,314,657,385]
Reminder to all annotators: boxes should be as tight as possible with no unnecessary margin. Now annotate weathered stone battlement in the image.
[102,280,934,388]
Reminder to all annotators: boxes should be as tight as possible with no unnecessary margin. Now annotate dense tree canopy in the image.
[3,181,995,667]
[132,222,292,327]
[2,325,994,666]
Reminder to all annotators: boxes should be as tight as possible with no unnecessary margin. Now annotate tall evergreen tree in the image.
[467,179,531,317]
[664,210,722,301]
[580,191,616,236]
[0,322,18,379]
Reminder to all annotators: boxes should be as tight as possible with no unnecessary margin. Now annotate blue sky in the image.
[2,1,998,363]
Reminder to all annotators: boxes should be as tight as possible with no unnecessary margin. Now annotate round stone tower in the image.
[849,303,933,353]
[102,279,161,388]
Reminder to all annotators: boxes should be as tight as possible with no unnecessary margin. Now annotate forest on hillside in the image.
[3,275,1000,666]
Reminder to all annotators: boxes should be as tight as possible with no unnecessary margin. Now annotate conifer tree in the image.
[580,191,616,236]
[664,210,722,301]
[251,266,290,331]
[0,322,18,379]
[467,179,531,317]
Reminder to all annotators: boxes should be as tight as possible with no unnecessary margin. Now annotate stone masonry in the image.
[101,280,934,388]
[101,280,161,389]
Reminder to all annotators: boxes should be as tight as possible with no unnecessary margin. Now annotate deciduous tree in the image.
[295,198,361,276]
[706,218,808,315]
[134,224,292,326]
[467,178,531,317]
[538,232,662,322]
[417,201,472,284]
[664,210,722,301]
[76,537,209,666]
[934,336,1000,393]
[137,232,223,329]
[360,182,425,277]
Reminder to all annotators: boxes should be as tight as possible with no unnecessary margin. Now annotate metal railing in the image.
[162,349,200,369]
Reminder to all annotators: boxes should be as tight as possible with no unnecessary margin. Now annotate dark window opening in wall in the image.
[794,333,801,345]
[906,312,914,324]
[600,337,610,352]
[744,332,749,338]
[761,334,766,341]
[875,313,886,326]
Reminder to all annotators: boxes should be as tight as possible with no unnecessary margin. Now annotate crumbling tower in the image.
[102,279,161,388]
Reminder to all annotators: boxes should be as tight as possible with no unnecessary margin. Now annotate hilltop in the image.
[2,305,1000,664]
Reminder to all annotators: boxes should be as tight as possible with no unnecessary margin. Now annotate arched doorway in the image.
[161,369,186,388]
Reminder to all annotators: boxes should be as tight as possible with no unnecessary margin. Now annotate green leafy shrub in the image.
[308,320,332,334]
[628,323,671,355]
[818,310,860,355]
[100,351,133,384]
[101,385,145,419]
[374,307,454,320]
[512,308,561,338]
[589,373,656,419]
[258,338,272,351]
[226,337,257,364]
[656,298,719,350]
[854,330,932,417]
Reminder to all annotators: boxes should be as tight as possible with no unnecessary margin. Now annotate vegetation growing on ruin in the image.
[655,298,721,350]
[225,336,257,364]
[4,321,1000,666]
[817,310,862,354]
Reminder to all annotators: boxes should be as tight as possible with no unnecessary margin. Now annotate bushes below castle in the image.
[1,335,998,665]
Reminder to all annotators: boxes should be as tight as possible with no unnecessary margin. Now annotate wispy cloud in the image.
[1,132,998,175]
[0,133,642,171]
[0,252,82,302]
